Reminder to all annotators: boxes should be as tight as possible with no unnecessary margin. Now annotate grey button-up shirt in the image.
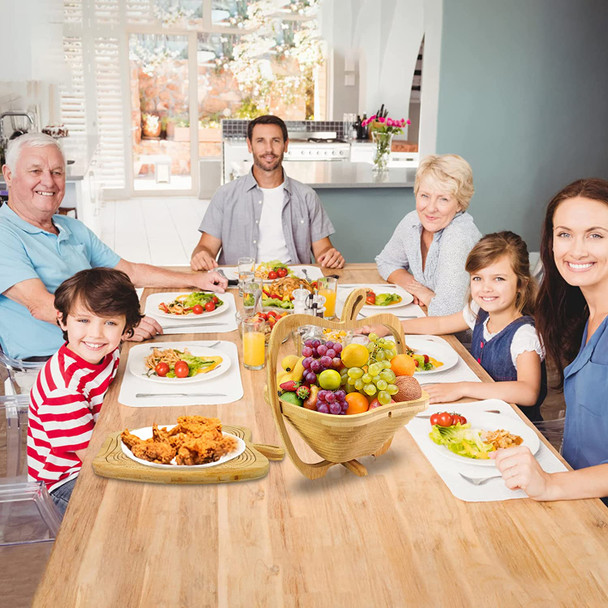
[375,210,481,316]
[199,169,335,265]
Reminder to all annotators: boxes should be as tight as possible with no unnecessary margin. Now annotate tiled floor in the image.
[99,197,209,266]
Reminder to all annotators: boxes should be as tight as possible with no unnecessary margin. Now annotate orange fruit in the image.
[345,392,370,415]
[390,354,416,376]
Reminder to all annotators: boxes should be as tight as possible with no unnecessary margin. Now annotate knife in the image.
[160,322,231,330]
[135,392,228,398]
[338,284,398,289]
[216,268,239,286]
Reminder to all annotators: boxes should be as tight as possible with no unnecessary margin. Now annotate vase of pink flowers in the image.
[362,106,410,174]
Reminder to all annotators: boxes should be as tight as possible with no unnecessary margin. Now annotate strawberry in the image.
[296,385,310,400]
[280,380,300,392]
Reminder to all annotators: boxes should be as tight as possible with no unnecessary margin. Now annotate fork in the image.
[459,472,503,485]
[301,268,311,282]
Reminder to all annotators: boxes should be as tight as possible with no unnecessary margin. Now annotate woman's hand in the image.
[406,281,435,308]
[491,446,554,500]
[423,382,464,403]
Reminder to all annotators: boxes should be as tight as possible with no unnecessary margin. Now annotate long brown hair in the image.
[465,231,537,316]
[536,178,608,386]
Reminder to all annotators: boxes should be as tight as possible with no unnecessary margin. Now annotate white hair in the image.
[5,133,65,172]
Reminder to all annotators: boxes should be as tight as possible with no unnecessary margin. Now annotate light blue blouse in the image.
[375,210,481,316]
[562,315,608,470]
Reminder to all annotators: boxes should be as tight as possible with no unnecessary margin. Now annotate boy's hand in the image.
[127,316,163,341]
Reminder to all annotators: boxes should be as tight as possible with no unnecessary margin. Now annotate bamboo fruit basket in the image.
[265,288,428,479]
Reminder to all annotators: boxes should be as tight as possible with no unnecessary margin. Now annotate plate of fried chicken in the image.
[120,416,246,468]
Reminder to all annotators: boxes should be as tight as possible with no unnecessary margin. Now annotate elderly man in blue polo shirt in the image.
[190,115,344,271]
[0,133,227,360]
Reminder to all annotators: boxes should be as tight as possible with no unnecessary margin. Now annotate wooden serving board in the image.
[92,425,284,485]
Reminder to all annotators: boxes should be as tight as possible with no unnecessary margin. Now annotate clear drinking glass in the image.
[242,317,266,370]
[237,256,255,296]
[242,280,262,315]
[316,277,338,318]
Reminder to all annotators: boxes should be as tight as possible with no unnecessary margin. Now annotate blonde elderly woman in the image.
[375,154,481,315]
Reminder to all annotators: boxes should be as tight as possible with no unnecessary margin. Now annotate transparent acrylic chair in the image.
[0,350,45,396]
[0,394,62,546]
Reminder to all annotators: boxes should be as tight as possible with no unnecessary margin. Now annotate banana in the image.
[289,357,305,382]
[276,356,305,386]
[281,354,300,372]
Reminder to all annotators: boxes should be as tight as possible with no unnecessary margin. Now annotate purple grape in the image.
[326,392,336,403]
[333,343,343,354]
[329,402,341,415]
[311,339,321,349]
[305,371,317,384]
[332,357,341,369]
[310,360,322,373]
[325,341,334,349]
[319,355,332,368]
[335,390,346,400]
[317,403,329,414]
[316,344,328,356]
[302,346,313,357]
[304,339,313,348]
[302,357,311,370]
[326,348,336,359]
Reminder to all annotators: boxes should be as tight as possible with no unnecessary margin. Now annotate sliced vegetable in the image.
[429,424,494,460]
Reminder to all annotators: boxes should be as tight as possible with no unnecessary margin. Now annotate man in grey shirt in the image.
[191,115,344,270]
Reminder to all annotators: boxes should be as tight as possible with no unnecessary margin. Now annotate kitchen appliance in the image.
[0,111,36,166]
[222,134,350,183]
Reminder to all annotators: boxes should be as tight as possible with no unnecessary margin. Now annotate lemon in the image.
[318,369,342,390]
[341,343,369,368]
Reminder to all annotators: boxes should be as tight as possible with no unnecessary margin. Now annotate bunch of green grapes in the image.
[340,333,399,405]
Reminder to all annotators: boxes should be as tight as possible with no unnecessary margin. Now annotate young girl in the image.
[390,231,546,421]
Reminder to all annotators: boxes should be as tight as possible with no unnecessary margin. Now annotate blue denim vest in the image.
[471,310,546,421]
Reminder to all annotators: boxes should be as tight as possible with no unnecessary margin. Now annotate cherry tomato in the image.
[204,301,216,312]
[192,304,204,315]
[366,290,376,305]
[155,362,170,377]
[276,267,288,278]
[429,413,440,426]
[211,295,219,304]
[452,414,467,425]
[174,361,190,378]
[268,270,278,280]
[436,412,454,427]
[423,354,430,364]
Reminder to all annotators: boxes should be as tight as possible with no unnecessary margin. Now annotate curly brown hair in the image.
[535,178,608,387]
[54,268,143,341]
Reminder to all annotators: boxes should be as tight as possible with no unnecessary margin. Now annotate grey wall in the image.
[435,0,608,250]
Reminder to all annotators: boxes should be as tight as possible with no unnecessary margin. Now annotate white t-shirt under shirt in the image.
[463,301,544,367]
[256,183,290,263]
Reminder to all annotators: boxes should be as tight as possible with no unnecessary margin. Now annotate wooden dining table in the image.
[27,264,608,607]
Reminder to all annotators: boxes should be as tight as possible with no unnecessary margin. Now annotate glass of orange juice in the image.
[242,317,266,370]
[317,277,338,318]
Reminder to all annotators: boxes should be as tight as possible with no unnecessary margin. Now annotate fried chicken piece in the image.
[170,416,223,437]
[176,432,238,465]
[121,428,177,464]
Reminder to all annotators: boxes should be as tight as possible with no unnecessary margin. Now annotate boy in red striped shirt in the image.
[27,268,142,515]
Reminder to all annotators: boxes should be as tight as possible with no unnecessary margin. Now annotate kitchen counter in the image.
[283,160,416,188]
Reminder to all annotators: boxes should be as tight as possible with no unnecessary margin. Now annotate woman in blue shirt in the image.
[493,178,608,501]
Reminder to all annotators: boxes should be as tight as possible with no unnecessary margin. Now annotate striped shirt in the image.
[27,343,120,492]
